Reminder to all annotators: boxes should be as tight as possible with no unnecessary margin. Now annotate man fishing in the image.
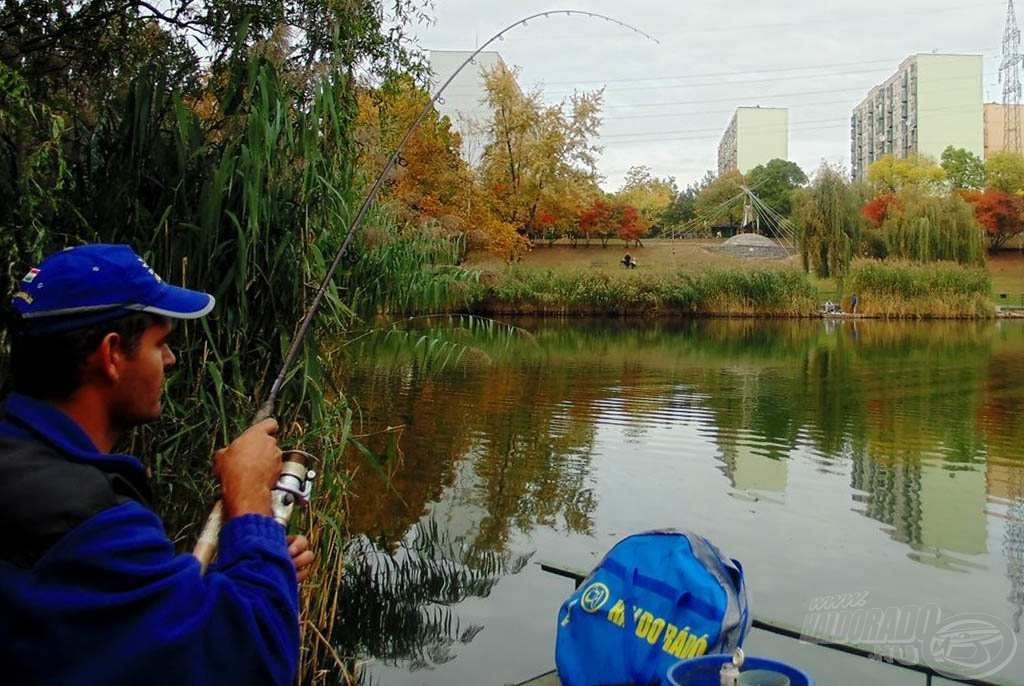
[0,244,313,685]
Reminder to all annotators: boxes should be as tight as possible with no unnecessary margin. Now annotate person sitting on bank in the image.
[0,244,313,685]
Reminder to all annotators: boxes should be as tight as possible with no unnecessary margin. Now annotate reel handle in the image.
[193,449,317,573]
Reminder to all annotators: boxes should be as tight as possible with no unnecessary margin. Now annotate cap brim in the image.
[132,284,215,319]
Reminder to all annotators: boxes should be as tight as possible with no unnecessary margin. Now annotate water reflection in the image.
[337,318,1024,678]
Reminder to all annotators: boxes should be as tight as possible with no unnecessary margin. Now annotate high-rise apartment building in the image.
[428,50,507,166]
[850,54,983,180]
[717,107,789,175]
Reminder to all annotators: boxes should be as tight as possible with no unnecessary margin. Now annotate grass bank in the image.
[844,259,995,318]
[470,268,819,317]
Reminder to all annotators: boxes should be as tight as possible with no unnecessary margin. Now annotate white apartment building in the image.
[717,107,789,175]
[428,50,507,166]
[850,54,983,180]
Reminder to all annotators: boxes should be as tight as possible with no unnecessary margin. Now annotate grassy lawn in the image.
[466,238,802,277]
[988,250,1024,308]
[467,238,1023,307]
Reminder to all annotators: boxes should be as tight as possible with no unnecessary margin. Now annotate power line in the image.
[599,101,988,141]
[445,60,1000,97]
[598,123,850,147]
[533,56,921,87]
[457,1,1004,46]
[595,73,990,110]
[601,96,970,122]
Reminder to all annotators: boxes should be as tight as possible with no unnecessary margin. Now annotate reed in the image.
[844,259,994,318]
[474,267,820,317]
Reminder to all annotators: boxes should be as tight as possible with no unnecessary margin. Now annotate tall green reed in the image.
[475,267,820,317]
[845,259,994,318]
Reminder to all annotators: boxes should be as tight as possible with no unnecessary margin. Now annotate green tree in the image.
[694,170,746,229]
[940,146,986,190]
[792,164,862,277]
[985,151,1024,194]
[746,159,807,217]
[662,171,713,236]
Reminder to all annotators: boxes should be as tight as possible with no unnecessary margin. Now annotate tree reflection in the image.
[324,518,531,684]
[333,317,1024,674]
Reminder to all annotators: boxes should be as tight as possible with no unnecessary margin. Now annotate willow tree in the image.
[792,165,862,278]
[881,191,986,265]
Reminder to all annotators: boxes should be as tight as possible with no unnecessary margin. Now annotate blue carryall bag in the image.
[555,530,751,686]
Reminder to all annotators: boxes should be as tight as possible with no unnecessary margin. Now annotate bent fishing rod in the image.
[193,10,658,571]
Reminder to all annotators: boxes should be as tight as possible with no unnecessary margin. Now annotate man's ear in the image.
[90,332,124,385]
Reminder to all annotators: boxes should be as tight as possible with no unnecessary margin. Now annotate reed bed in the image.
[472,267,820,317]
[844,259,994,318]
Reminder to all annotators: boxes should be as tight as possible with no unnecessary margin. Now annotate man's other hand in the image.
[287,535,315,583]
[215,418,282,518]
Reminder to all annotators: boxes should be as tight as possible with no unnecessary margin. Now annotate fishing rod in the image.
[192,10,659,571]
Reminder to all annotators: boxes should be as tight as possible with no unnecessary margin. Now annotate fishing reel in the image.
[270,449,318,527]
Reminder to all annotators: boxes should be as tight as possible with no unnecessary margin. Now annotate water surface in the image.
[335,318,1024,685]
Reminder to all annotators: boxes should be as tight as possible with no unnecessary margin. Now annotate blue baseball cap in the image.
[10,244,215,335]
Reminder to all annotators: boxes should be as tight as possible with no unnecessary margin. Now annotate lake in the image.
[332,318,1024,686]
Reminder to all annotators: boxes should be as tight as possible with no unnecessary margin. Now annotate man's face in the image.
[111,318,176,428]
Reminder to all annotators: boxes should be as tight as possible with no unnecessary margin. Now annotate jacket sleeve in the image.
[33,501,299,686]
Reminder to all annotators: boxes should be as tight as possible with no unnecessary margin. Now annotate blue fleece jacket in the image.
[0,394,300,685]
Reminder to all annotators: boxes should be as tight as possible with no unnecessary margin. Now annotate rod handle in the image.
[193,500,224,573]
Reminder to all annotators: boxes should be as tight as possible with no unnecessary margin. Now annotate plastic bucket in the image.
[666,655,813,686]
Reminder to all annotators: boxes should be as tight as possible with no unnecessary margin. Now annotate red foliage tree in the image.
[536,211,556,230]
[617,204,645,246]
[861,193,897,228]
[962,188,1024,250]
[578,199,614,245]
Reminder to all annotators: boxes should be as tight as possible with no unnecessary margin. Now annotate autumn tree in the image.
[616,204,645,246]
[941,146,986,189]
[614,165,676,236]
[746,159,807,217]
[479,62,602,240]
[792,164,862,277]
[577,197,616,246]
[962,188,1024,250]
[867,154,946,194]
[985,151,1024,194]
[355,77,467,227]
[861,193,898,228]
[354,76,526,258]
[694,170,746,229]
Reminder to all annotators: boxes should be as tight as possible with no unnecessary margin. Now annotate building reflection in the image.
[339,317,1024,662]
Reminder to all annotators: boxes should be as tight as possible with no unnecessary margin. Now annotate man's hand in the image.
[287,535,315,583]
[215,418,282,519]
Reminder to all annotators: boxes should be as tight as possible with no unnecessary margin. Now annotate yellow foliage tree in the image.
[615,165,677,236]
[867,154,947,194]
[479,62,603,241]
[354,76,527,258]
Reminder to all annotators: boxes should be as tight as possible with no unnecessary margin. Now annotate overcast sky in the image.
[413,0,1010,190]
